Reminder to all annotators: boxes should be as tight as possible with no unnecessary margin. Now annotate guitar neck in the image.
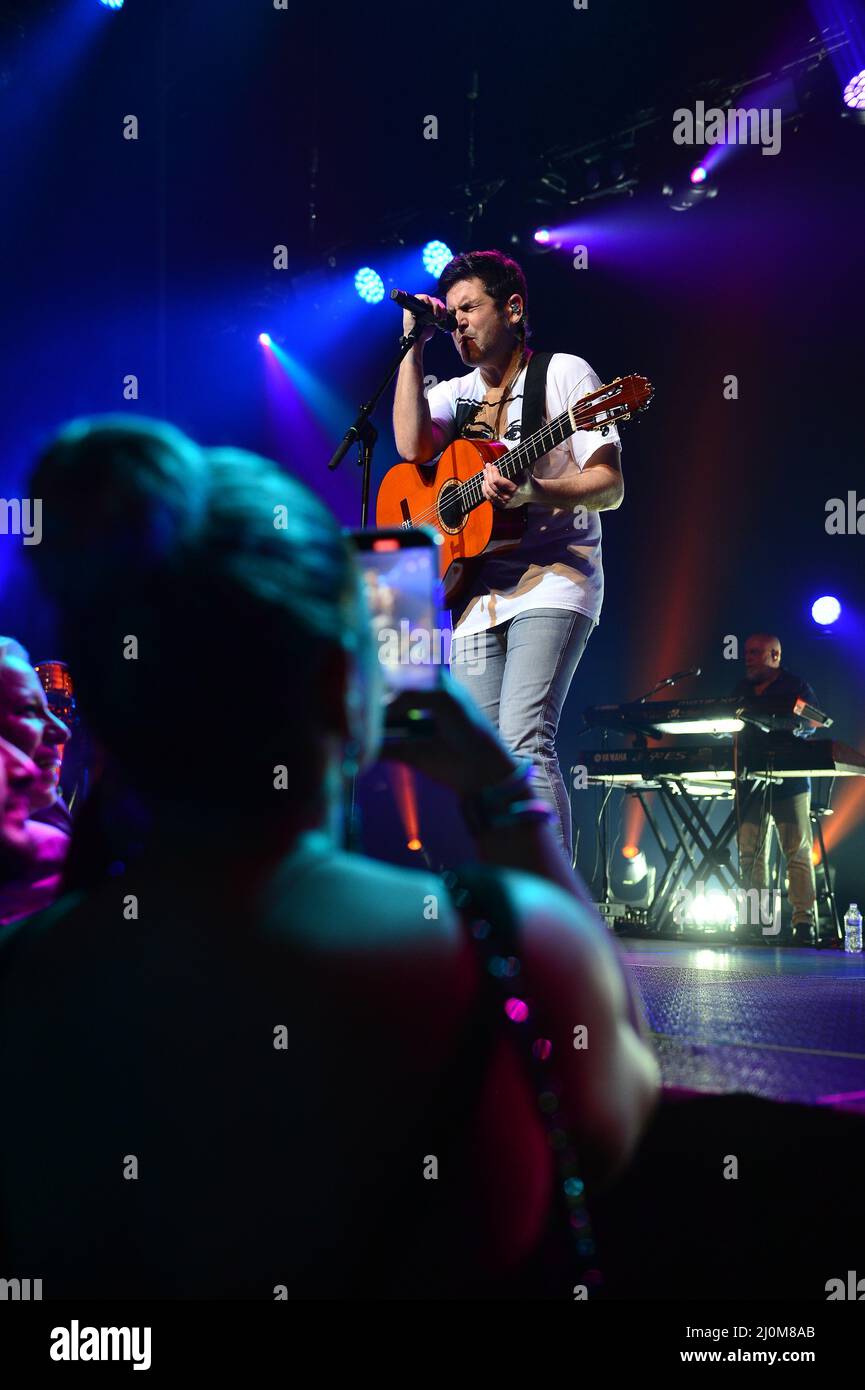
[455,374,647,515]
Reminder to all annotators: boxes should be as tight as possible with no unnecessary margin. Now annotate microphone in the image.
[390,289,457,333]
[661,666,702,688]
[637,667,701,702]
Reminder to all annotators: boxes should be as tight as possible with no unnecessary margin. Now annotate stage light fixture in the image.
[689,890,737,929]
[258,332,272,347]
[526,169,568,206]
[662,176,718,211]
[99,0,124,8]
[533,227,552,244]
[622,851,647,882]
[812,595,841,626]
[612,847,656,908]
[354,267,385,304]
[843,69,865,110]
[421,241,453,277]
[689,165,707,184]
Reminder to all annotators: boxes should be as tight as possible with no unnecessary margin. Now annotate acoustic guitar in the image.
[376,374,653,599]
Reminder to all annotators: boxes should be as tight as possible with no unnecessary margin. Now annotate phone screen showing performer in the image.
[348,528,446,701]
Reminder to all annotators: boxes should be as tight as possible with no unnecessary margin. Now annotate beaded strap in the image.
[445,870,604,1297]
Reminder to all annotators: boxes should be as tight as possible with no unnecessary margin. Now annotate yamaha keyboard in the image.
[575,739,865,785]
[583,695,831,738]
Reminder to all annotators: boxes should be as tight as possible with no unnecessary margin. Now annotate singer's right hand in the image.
[403,293,448,345]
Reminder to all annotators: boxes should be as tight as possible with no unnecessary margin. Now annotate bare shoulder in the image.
[267,851,478,1052]
[272,848,462,953]
[455,864,629,1007]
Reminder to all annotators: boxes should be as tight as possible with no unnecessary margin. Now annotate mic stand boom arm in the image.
[327,320,428,526]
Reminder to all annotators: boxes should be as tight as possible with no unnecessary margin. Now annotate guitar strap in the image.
[520,350,554,455]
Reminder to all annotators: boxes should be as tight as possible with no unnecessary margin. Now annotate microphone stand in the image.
[327,316,430,848]
[636,671,691,703]
[327,318,428,515]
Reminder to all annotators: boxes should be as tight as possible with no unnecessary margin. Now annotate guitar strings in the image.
[397,377,634,529]
[402,414,569,527]
[456,411,573,511]
[402,407,576,529]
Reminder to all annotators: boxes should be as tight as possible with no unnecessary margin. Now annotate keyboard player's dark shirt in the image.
[732,667,817,801]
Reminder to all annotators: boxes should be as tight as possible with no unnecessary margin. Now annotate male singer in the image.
[393,249,623,859]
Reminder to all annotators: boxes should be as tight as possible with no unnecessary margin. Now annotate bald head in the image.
[744,633,782,684]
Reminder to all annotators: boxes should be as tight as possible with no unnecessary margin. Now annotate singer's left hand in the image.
[481,461,522,509]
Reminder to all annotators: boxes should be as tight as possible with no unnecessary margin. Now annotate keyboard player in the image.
[733,633,819,944]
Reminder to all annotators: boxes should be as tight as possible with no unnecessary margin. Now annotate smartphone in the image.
[347,526,446,737]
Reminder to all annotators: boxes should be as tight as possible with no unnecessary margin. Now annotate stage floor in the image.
[621,939,865,1112]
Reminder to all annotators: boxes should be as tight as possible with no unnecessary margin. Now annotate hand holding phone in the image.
[379,677,519,799]
[348,527,446,740]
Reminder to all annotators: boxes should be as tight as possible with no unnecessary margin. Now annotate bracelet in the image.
[461,759,556,836]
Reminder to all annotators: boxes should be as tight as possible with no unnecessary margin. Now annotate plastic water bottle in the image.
[844,903,863,954]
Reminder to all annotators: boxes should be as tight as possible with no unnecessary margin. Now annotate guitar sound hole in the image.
[437,480,465,534]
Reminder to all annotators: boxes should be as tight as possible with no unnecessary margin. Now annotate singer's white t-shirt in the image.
[424,353,621,637]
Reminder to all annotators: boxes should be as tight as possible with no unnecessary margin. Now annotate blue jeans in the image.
[450,608,595,859]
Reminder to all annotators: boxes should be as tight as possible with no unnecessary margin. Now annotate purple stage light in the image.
[690,165,707,184]
[812,596,841,626]
[533,227,551,244]
[843,69,865,109]
[504,997,530,1024]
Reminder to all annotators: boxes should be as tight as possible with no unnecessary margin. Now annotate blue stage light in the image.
[99,0,125,9]
[812,596,841,626]
[421,240,453,277]
[354,267,385,304]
